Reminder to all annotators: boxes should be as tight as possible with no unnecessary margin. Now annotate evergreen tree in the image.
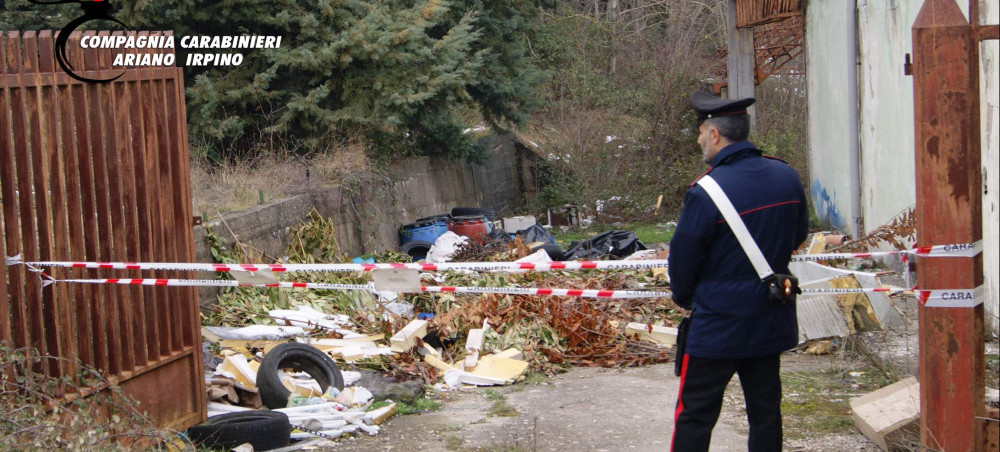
[2,0,546,162]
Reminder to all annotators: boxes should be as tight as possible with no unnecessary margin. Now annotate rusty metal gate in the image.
[1,30,205,430]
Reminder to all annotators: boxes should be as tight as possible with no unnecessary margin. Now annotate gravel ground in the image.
[304,292,1000,451]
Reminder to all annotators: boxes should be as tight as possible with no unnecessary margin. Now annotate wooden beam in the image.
[625,322,678,348]
[727,0,756,123]
[911,1,985,449]
[365,403,397,425]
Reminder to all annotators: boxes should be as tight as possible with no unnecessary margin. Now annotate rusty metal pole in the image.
[912,0,985,450]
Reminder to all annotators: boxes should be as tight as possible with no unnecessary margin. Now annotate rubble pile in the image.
[194,212,681,447]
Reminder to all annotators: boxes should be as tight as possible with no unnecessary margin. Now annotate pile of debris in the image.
[199,316,398,449]
[193,213,681,448]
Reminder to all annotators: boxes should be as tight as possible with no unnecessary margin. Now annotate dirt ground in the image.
[326,363,745,452]
[303,294,923,452]
[307,294,999,452]
[317,353,899,452]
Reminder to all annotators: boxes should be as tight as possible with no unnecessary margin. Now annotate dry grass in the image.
[190,138,371,216]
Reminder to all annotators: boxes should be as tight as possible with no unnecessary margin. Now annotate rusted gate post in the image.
[911,0,985,450]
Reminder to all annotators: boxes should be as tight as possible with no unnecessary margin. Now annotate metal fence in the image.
[1,30,205,430]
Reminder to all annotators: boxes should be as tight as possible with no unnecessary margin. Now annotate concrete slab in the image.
[850,376,920,451]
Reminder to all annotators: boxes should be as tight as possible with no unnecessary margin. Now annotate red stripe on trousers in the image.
[671,354,690,451]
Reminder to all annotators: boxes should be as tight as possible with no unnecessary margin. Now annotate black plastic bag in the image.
[562,230,646,260]
[515,223,557,245]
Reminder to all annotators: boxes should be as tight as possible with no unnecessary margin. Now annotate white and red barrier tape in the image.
[5,239,984,304]
[791,241,982,262]
[39,276,979,303]
[36,275,980,305]
[42,277,673,299]
[5,240,981,273]
[797,287,897,295]
[795,286,983,308]
[8,258,670,273]
[917,286,984,308]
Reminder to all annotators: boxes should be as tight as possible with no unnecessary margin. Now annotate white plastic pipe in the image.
[289,429,344,441]
[291,419,347,430]
[274,402,342,414]
[285,413,355,422]
[207,402,253,413]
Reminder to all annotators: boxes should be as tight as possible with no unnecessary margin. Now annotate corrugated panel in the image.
[797,279,852,343]
[792,261,906,328]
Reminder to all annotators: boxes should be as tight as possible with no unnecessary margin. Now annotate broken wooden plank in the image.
[389,319,428,352]
[311,341,377,352]
[464,328,484,368]
[625,322,678,348]
[806,233,828,254]
[424,354,457,372]
[365,402,397,425]
[219,339,289,350]
[217,353,258,389]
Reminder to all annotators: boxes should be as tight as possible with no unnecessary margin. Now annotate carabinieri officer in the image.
[668,90,809,451]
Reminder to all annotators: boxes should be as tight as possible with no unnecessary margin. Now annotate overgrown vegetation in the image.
[394,397,443,415]
[551,221,675,247]
[0,346,189,451]
[521,0,807,221]
[200,209,383,326]
[780,367,894,440]
[484,389,520,417]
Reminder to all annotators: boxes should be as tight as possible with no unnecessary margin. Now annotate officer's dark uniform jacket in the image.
[668,140,808,360]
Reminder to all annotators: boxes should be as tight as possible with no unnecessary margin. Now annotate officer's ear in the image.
[708,124,721,145]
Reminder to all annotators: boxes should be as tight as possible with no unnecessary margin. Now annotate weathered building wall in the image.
[805,0,855,231]
[979,0,1000,334]
[857,0,921,230]
[805,0,999,333]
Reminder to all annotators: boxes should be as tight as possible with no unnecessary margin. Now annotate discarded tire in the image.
[415,213,451,223]
[451,207,497,221]
[187,411,291,450]
[257,343,345,409]
[400,240,434,262]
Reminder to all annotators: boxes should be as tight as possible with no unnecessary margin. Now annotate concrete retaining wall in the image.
[193,135,528,299]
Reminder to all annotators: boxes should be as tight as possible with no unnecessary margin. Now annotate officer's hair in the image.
[704,114,750,142]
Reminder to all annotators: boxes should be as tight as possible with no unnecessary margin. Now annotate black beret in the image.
[690,91,755,123]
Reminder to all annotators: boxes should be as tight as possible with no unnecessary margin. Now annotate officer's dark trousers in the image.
[671,354,782,452]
